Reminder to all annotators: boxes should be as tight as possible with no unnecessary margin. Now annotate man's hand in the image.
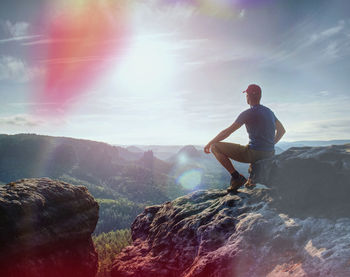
[204,143,211,154]
[203,122,241,154]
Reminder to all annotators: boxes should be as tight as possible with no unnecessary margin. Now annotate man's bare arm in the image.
[274,119,286,144]
[204,122,242,153]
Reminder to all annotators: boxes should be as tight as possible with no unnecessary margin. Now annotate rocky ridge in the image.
[111,144,350,277]
[0,178,99,277]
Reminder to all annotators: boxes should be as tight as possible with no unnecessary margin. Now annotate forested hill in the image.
[0,133,190,234]
[0,133,169,184]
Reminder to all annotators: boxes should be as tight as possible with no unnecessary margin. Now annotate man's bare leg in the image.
[211,149,236,174]
[211,144,247,192]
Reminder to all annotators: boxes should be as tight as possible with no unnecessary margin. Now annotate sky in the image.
[0,0,350,145]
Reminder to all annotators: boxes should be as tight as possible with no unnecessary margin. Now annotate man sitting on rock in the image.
[204,84,286,193]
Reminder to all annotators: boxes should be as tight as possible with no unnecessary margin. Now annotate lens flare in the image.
[32,0,129,116]
[115,36,177,95]
[176,168,202,190]
[177,152,189,165]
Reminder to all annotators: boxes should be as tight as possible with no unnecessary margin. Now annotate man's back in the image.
[235,104,276,152]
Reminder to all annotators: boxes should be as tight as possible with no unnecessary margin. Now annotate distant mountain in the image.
[166,145,202,163]
[117,147,144,161]
[118,141,350,159]
[116,145,189,160]
[131,145,185,152]
[178,145,202,157]
[277,140,350,150]
[135,150,174,184]
[275,146,284,154]
[126,146,144,153]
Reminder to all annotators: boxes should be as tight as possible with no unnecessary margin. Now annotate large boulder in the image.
[111,145,350,277]
[250,144,350,217]
[0,178,99,277]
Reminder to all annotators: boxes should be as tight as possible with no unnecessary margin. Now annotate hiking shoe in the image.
[244,178,256,190]
[227,174,247,193]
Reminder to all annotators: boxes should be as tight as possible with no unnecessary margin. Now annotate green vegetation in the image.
[93,229,132,277]
[59,175,124,200]
[95,199,144,234]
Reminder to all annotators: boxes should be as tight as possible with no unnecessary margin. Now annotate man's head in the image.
[243,84,261,106]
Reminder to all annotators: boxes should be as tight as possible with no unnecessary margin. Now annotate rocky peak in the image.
[0,178,99,277]
[126,146,144,153]
[178,145,201,158]
[111,144,350,277]
[138,150,154,170]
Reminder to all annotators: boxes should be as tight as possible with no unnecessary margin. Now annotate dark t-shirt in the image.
[235,104,277,151]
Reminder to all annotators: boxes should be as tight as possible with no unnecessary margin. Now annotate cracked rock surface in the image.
[112,145,350,277]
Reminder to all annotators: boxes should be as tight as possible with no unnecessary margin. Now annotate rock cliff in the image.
[111,145,350,277]
[0,178,99,277]
[251,144,350,217]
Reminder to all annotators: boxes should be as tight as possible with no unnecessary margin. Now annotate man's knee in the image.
[211,142,222,154]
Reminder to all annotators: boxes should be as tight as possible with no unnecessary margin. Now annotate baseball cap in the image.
[242,84,261,96]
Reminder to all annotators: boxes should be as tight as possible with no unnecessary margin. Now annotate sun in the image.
[115,35,178,95]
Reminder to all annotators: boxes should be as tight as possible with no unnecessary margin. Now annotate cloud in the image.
[266,94,350,141]
[287,119,350,141]
[310,20,345,42]
[130,1,197,34]
[0,35,41,44]
[0,56,43,82]
[319,91,329,96]
[2,20,30,37]
[0,20,40,44]
[21,38,89,46]
[0,114,43,127]
[268,94,350,115]
[150,0,245,19]
[262,19,350,67]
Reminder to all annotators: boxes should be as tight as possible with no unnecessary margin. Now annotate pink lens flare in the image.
[32,1,129,116]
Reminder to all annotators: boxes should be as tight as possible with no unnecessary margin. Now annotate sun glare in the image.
[177,169,203,190]
[115,35,178,95]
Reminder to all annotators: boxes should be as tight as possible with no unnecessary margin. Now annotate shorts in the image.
[211,141,275,163]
